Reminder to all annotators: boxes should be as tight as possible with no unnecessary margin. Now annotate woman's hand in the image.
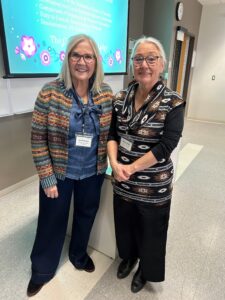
[111,162,133,182]
[44,185,58,198]
[122,164,136,178]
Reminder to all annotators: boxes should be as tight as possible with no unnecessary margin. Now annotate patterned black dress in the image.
[108,81,185,205]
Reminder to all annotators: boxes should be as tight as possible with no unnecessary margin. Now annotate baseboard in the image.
[187,118,225,125]
[0,175,38,198]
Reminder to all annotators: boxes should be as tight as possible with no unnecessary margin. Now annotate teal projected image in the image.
[0,0,129,77]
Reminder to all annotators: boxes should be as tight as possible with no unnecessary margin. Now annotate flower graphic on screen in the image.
[40,50,51,65]
[108,56,114,67]
[59,51,65,61]
[15,46,20,55]
[115,49,122,63]
[21,36,37,57]
[20,53,26,61]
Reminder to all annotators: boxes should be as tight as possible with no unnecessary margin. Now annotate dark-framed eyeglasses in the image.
[132,55,161,66]
[69,52,96,64]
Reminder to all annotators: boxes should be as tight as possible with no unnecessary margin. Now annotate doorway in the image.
[171,27,195,109]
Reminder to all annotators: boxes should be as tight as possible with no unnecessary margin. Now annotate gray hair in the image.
[130,36,167,74]
[59,34,104,93]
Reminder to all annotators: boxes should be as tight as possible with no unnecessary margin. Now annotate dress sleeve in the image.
[151,104,185,161]
[107,103,119,142]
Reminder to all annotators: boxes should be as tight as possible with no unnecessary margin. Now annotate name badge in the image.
[75,134,93,148]
[120,137,132,151]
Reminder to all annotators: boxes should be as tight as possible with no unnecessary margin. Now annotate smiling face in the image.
[133,42,164,89]
[69,40,96,86]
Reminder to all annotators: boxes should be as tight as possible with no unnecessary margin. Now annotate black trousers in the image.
[30,174,104,284]
[114,194,171,282]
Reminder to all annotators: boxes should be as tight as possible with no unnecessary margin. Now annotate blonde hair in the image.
[59,34,104,93]
[130,36,167,74]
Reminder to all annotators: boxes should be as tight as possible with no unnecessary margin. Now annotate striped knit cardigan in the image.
[31,78,113,189]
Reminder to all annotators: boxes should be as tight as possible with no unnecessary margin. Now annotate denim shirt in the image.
[66,89,102,180]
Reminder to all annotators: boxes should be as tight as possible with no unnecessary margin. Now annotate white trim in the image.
[0,175,38,198]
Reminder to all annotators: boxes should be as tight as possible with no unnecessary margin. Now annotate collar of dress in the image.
[121,80,165,130]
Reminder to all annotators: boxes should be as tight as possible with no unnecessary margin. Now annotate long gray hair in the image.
[59,34,104,93]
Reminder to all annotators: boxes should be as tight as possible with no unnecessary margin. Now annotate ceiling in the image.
[198,0,225,5]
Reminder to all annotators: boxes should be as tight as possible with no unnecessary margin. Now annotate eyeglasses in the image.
[70,52,96,64]
[132,55,161,66]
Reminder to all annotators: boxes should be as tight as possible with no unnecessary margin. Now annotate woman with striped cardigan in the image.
[27,34,112,297]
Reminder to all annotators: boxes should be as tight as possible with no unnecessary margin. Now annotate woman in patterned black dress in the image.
[107,36,185,293]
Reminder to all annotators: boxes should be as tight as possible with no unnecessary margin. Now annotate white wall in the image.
[188,4,225,123]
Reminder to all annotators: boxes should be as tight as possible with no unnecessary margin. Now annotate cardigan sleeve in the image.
[151,104,185,161]
[31,86,57,189]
